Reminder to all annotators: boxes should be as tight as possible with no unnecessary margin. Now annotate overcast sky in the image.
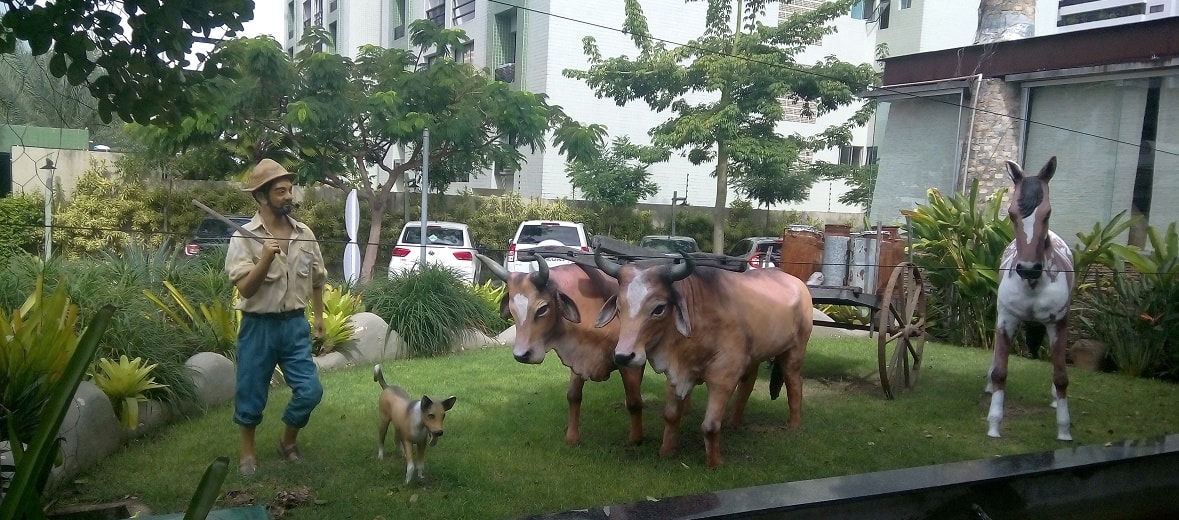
[241,0,284,40]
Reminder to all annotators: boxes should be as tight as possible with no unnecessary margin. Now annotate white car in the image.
[505,220,591,274]
[388,221,481,284]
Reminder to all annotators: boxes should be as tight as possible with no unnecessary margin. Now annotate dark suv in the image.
[184,215,252,258]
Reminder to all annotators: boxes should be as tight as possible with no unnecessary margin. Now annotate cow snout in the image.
[1015,262,1043,280]
[614,352,636,366]
[514,351,540,364]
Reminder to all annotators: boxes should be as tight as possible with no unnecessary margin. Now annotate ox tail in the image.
[769,361,784,401]
[1024,322,1046,360]
[373,364,389,389]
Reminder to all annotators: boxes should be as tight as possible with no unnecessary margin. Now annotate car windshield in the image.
[401,226,466,246]
[642,238,698,254]
[516,224,581,246]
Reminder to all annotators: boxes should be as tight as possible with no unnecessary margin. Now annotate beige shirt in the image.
[225,213,327,314]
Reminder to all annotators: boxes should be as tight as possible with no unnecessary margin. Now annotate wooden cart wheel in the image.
[877,262,927,399]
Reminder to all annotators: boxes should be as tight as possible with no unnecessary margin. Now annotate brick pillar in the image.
[963,78,1023,203]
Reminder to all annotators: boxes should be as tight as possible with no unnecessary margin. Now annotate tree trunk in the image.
[359,193,389,283]
[975,0,1035,44]
[712,140,729,254]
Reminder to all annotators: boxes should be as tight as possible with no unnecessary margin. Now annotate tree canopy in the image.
[0,0,253,125]
[565,136,666,215]
[565,0,877,252]
[142,21,604,281]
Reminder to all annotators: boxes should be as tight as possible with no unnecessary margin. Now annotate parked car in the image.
[388,221,482,284]
[638,235,700,256]
[184,215,253,258]
[727,236,782,269]
[505,220,591,273]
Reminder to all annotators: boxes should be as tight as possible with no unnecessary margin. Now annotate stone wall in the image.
[964,78,1023,204]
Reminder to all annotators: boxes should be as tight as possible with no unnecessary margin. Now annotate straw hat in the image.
[241,159,296,192]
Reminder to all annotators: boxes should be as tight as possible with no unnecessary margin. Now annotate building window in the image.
[839,146,879,166]
[900,0,912,9]
[879,0,891,28]
[493,9,518,82]
[330,0,337,11]
[302,0,312,26]
[288,1,296,38]
[426,4,446,27]
[850,0,875,20]
[392,0,406,39]
[329,22,337,53]
[453,0,475,25]
[457,42,475,64]
[1058,3,1147,27]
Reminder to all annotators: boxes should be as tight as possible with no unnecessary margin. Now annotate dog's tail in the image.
[373,364,388,389]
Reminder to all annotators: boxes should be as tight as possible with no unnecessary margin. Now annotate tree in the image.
[0,49,127,147]
[565,0,877,252]
[148,22,604,281]
[814,161,877,212]
[565,136,665,232]
[0,0,253,125]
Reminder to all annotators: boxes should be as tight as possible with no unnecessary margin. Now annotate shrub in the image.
[0,194,43,260]
[902,179,1013,350]
[360,265,496,358]
[1077,223,1179,380]
[310,284,365,356]
[470,280,511,335]
[53,160,162,257]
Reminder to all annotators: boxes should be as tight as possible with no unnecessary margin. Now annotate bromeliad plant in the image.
[309,284,364,356]
[88,355,168,430]
[470,280,511,334]
[902,179,1013,350]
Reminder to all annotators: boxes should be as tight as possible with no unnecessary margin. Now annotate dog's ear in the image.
[420,395,433,409]
[441,396,456,411]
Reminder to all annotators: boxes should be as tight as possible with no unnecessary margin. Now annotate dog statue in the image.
[374,364,457,484]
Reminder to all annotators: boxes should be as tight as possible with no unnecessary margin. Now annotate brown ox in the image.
[595,252,812,468]
[477,254,644,446]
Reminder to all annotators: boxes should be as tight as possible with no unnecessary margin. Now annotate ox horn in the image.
[476,254,510,282]
[530,254,550,288]
[667,253,695,282]
[594,249,622,279]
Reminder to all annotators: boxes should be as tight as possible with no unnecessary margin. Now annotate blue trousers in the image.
[233,312,323,429]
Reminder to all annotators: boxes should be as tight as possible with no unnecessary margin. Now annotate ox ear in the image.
[594,295,618,328]
[498,292,511,319]
[556,291,582,324]
[1038,156,1057,182]
[1005,160,1025,185]
[673,301,691,338]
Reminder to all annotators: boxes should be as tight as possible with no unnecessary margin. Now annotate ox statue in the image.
[987,156,1076,441]
[594,251,813,468]
[477,253,644,446]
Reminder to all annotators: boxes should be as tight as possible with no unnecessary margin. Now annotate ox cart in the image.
[526,233,927,400]
[776,225,928,399]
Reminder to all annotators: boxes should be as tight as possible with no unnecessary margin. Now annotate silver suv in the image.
[505,220,590,273]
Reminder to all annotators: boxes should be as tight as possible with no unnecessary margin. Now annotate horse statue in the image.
[986,156,1075,441]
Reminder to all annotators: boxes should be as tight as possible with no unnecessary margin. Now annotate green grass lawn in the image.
[52,337,1179,519]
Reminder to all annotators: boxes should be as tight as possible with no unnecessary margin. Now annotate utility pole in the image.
[41,159,57,260]
[419,128,430,266]
[670,190,688,235]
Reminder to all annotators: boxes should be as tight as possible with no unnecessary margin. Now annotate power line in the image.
[487,0,1179,158]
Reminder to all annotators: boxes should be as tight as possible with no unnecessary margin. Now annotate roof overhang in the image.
[860,78,974,102]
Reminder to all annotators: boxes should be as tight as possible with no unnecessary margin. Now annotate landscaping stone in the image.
[338,312,407,363]
[52,382,125,489]
[185,352,236,408]
[454,328,498,352]
[134,400,174,435]
[313,351,350,371]
[496,325,516,345]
